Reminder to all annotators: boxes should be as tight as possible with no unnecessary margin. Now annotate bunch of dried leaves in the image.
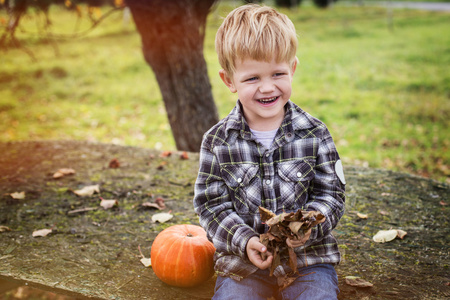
[259,206,325,282]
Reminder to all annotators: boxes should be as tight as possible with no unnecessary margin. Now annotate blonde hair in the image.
[215,4,298,75]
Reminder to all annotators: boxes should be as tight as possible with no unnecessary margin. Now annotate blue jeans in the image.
[213,264,339,300]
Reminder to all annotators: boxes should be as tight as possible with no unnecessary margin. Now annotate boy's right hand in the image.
[246,236,273,270]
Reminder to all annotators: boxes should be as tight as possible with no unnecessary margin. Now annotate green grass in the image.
[0,3,449,182]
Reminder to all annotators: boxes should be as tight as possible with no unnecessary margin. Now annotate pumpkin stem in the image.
[187,233,194,237]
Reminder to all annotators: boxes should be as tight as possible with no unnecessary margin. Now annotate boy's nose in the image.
[259,80,275,93]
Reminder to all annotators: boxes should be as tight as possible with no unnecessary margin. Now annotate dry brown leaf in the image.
[0,226,11,232]
[277,275,298,291]
[155,197,165,209]
[270,244,280,276]
[73,185,100,197]
[53,168,75,179]
[373,229,407,243]
[345,276,373,287]
[140,257,152,267]
[288,221,303,235]
[100,199,118,209]
[108,158,120,168]
[396,229,407,239]
[152,212,173,223]
[138,245,151,267]
[259,207,325,279]
[32,229,52,238]
[160,151,172,157]
[141,197,165,210]
[156,161,167,170]
[141,202,162,209]
[10,192,25,200]
[287,247,297,272]
[67,207,98,215]
[259,206,277,222]
[357,212,368,219]
[180,151,189,160]
[373,229,398,243]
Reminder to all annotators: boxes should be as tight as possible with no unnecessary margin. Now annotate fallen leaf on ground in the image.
[180,151,189,160]
[140,257,152,267]
[73,185,100,197]
[160,151,172,157]
[439,201,447,206]
[345,276,373,287]
[0,226,11,232]
[138,245,151,267]
[0,255,14,260]
[109,158,120,168]
[357,212,368,219]
[32,229,52,237]
[100,199,118,209]
[373,229,397,243]
[10,192,25,200]
[53,168,76,179]
[152,212,173,223]
[156,161,167,170]
[67,207,98,215]
[396,229,407,239]
[140,197,165,210]
[373,229,407,243]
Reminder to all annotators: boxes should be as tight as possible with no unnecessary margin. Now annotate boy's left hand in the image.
[286,228,311,248]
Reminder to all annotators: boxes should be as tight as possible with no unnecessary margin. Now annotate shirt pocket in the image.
[220,164,260,215]
[277,159,315,211]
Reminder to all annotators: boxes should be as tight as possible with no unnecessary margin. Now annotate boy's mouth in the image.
[257,96,278,105]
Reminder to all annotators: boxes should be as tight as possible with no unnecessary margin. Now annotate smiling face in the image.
[220,57,297,131]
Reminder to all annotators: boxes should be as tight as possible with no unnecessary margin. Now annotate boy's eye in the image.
[245,77,258,82]
[274,73,285,77]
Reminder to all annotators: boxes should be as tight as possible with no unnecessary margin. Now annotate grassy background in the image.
[0,2,448,182]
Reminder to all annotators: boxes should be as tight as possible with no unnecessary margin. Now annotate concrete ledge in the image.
[0,141,448,299]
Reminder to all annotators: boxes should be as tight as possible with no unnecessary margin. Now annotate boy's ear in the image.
[219,69,237,93]
[291,57,299,76]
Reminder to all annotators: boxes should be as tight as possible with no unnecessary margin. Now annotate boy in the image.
[194,4,345,300]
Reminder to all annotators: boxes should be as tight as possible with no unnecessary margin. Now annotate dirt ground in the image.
[0,141,448,300]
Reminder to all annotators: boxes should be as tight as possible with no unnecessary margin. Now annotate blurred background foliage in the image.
[0,0,448,183]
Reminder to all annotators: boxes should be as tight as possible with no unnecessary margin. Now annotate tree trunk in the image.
[126,0,219,152]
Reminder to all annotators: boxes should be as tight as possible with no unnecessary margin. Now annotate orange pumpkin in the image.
[151,224,215,287]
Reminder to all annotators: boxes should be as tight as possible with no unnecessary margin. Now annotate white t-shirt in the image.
[250,128,278,149]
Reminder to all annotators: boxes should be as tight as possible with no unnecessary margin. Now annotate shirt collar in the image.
[223,101,252,140]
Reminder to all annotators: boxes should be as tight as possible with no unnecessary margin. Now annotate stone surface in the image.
[0,141,448,299]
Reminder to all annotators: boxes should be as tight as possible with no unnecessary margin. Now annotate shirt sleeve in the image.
[304,127,346,244]
[193,138,258,260]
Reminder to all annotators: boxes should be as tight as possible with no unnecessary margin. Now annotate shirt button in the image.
[237,178,242,183]
[265,179,271,185]
[297,172,302,177]
[265,153,270,157]
[286,132,293,138]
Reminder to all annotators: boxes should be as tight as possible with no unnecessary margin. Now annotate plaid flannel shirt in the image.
[193,100,345,280]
